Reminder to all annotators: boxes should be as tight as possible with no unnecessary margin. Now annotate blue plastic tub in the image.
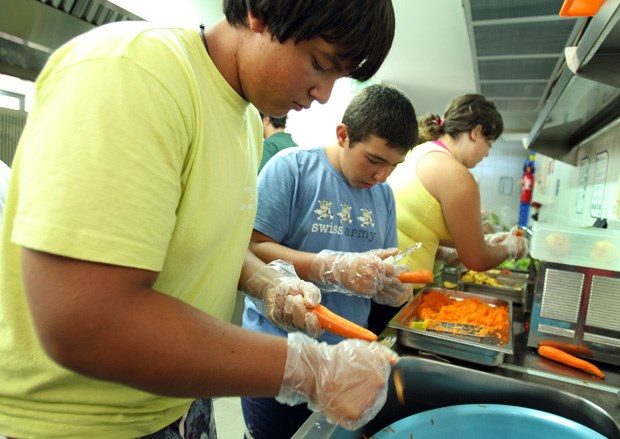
[372,404,606,438]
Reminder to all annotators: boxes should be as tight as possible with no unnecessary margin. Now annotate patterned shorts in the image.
[140,399,217,439]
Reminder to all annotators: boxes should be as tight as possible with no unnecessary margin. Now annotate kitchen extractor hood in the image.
[525,0,620,165]
[0,0,142,81]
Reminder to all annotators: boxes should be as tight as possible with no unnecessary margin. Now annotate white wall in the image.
[470,139,531,228]
[286,78,357,147]
[0,74,35,111]
[531,120,620,230]
[109,1,223,26]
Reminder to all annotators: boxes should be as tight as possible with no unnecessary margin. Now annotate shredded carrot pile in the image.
[414,290,509,342]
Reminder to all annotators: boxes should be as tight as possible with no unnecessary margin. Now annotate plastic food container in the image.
[388,288,513,366]
[530,223,620,271]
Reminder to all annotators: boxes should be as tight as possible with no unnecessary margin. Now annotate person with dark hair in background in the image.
[0,0,400,437]
[258,113,298,173]
[388,93,528,277]
[242,83,418,438]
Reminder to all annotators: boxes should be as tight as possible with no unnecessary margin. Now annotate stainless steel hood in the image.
[0,0,142,81]
[525,0,620,165]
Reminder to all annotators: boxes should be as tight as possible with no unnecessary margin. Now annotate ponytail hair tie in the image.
[432,118,445,127]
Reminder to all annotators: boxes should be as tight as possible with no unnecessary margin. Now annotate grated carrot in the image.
[413,290,509,343]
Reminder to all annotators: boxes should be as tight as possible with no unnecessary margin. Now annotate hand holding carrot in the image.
[243,260,324,338]
[277,332,398,431]
[309,248,400,299]
[311,304,378,341]
[372,264,415,306]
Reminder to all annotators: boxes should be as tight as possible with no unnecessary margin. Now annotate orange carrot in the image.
[398,270,434,284]
[538,345,604,379]
[538,340,593,357]
[311,304,378,342]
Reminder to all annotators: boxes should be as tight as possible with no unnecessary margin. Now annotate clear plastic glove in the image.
[243,260,323,338]
[436,246,462,266]
[484,231,510,246]
[373,269,413,307]
[276,332,398,431]
[483,229,529,259]
[496,227,529,259]
[309,249,406,301]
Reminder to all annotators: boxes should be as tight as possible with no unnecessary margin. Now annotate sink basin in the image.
[295,356,620,438]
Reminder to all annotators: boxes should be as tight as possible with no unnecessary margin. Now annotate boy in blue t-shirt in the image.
[242,83,418,438]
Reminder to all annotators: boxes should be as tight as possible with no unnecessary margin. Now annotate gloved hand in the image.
[484,231,510,246]
[276,332,399,431]
[487,227,529,259]
[309,249,410,305]
[436,246,462,266]
[502,227,529,259]
[243,260,323,338]
[373,268,413,307]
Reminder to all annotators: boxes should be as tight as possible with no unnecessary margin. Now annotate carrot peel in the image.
[311,304,378,342]
[538,345,604,379]
[398,269,434,284]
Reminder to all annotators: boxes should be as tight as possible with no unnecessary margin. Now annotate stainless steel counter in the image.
[493,319,620,425]
[394,314,620,427]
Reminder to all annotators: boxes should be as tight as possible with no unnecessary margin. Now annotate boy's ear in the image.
[336,124,350,147]
[247,10,268,33]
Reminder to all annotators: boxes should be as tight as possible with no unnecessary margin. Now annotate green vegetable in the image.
[498,258,531,272]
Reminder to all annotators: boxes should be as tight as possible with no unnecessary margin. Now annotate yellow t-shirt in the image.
[388,142,452,272]
[0,22,261,438]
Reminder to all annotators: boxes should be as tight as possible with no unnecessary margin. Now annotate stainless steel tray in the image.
[458,270,527,305]
[388,288,513,366]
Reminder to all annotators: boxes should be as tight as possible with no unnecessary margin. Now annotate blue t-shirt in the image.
[242,146,399,344]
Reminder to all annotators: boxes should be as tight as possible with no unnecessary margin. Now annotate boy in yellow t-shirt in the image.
[0,0,399,437]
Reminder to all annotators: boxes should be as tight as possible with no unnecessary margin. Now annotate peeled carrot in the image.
[311,304,378,342]
[398,269,434,284]
[538,345,604,379]
[538,340,593,357]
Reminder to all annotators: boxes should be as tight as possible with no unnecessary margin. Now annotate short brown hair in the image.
[418,94,504,144]
[224,0,395,81]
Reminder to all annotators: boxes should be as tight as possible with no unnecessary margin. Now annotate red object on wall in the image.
[521,165,534,204]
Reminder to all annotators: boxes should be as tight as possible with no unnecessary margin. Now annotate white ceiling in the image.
[108,0,579,139]
[0,0,583,141]
[376,0,478,118]
[115,0,477,123]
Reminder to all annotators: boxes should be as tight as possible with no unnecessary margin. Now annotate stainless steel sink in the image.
[294,356,620,438]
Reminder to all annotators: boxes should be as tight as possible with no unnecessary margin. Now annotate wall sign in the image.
[591,151,608,218]
[576,156,589,214]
